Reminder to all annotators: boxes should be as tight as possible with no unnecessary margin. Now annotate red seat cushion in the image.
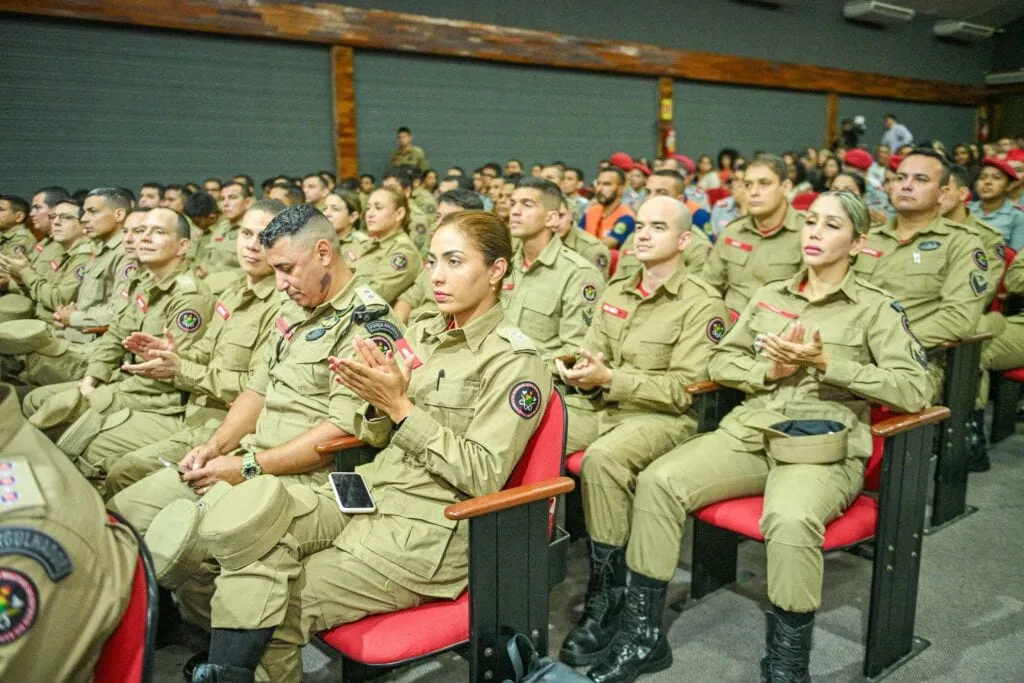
[693,494,878,551]
[318,593,469,665]
[1003,368,1024,383]
[566,450,585,476]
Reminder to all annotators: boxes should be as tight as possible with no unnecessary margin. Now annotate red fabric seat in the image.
[608,249,619,278]
[316,390,566,668]
[95,516,151,683]
[987,246,1016,313]
[566,450,585,476]
[791,192,819,211]
[706,188,730,206]
[1003,368,1024,383]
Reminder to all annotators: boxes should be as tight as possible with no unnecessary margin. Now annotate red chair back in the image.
[608,249,620,278]
[95,514,158,683]
[989,245,1017,313]
[791,192,819,211]
[706,188,730,206]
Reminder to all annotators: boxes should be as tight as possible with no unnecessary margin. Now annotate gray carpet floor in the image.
[154,425,1024,682]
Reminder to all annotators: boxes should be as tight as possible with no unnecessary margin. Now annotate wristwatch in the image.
[241,452,263,480]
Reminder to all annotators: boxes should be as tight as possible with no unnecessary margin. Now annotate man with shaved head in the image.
[22,206,215,441]
[559,195,728,667]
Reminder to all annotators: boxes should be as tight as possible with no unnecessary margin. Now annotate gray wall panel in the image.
[672,83,827,159]
[355,51,656,178]
[0,16,333,198]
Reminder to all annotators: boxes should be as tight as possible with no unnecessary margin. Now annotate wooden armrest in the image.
[445,476,575,521]
[314,435,365,456]
[686,380,723,396]
[931,331,994,351]
[80,325,109,334]
[871,405,950,438]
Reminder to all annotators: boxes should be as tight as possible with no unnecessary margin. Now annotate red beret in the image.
[673,154,695,174]
[609,152,634,172]
[843,149,873,172]
[981,156,1019,182]
[888,155,904,172]
[635,163,652,176]
[1005,149,1024,163]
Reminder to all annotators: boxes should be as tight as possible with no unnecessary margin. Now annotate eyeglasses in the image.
[49,213,80,222]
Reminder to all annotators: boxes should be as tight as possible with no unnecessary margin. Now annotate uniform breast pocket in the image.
[764,250,802,280]
[749,307,794,337]
[905,259,943,292]
[283,339,335,395]
[632,325,680,370]
[818,326,868,363]
[217,327,259,372]
[519,296,559,342]
[720,244,751,268]
[421,379,480,435]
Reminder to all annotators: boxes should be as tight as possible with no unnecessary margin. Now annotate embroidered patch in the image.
[509,381,542,419]
[120,288,129,300]
[346,249,359,262]
[321,314,340,330]
[725,237,753,252]
[391,254,409,271]
[972,248,989,271]
[860,247,884,258]
[395,338,423,369]
[0,491,18,505]
[0,569,38,645]
[624,249,635,256]
[601,302,628,319]
[582,309,593,326]
[969,270,987,295]
[0,528,73,582]
[276,316,294,340]
[122,262,139,279]
[73,265,87,281]
[135,295,148,313]
[706,317,726,343]
[612,221,628,235]
[176,309,202,333]
[12,245,26,256]
[365,319,402,341]
[503,282,514,291]
[911,341,928,370]
[370,334,394,356]
[215,301,231,321]
[918,240,941,251]
[33,243,43,253]
[996,244,1006,260]
[305,327,327,342]
[596,254,609,269]
[582,284,598,302]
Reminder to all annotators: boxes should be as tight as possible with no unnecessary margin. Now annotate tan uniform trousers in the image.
[974,313,1024,407]
[568,404,693,547]
[102,420,217,497]
[626,429,863,613]
[209,487,427,683]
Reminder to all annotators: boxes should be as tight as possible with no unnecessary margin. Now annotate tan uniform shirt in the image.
[243,278,403,453]
[561,227,612,280]
[579,264,726,431]
[84,264,214,413]
[390,145,429,172]
[21,239,93,321]
[502,235,604,373]
[410,188,437,219]
[0,383,138,682]
[338,230,368,268]
[346,230,422,305]
[852,215,987,348]
[65,231,130,342]
[407,205,434,259]
[26,237,65,282]
[701,206,805,316]
[710,269,930,462]
[615,228,712,283]
[346,305,551,599]
[962,209,1007,306]
[175,274,281,419]
[398,267,439,320]
[0,225,36,260]
[201,220,242,275]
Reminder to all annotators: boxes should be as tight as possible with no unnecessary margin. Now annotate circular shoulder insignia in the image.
[509,381,542,419]
[0,569,38,645]
[391,254,409,271]
[305,327,327,342]
[971,248,989,271]
[612,222,628,235]
[595,254,609,269]
[176,309,202,333]
[370,334,394,356]
[73,265,87,281]
[12,245,26,256]
[706,317,726,343]
[582,284,598,302]
[122,262,139,279]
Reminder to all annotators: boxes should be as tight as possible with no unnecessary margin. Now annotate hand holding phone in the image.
[159,457,187,475]
[329,472,376,514]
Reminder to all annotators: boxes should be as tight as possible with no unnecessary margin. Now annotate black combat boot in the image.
[760,610,777,682]
[191,663,255,683]
[764,606,813,683]
[967,409,991,472]
[560,541,627,666]
[586,571,671,683]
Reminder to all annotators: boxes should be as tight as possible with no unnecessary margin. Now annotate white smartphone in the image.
[159,457,187,475]
[329,472,376,514]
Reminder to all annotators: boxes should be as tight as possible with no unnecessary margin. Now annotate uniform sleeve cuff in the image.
[390,405,435,460]
[821,357,859,388]
[68,311,89,327]
[175,358,205,392]
[605,370,635,402]
[354,404,394,447]
[85,362,110,382]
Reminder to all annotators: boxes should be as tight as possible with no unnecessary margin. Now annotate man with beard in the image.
[581,168,635,249]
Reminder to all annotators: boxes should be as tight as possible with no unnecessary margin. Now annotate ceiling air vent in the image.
[985,70,1024,86]
[843,1,915,26]
[933,20,996,42]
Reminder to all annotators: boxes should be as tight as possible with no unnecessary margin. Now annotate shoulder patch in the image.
[174,273,199,293]
[0,569,38,645]
[508,381,542,419]
[0,528,73,582]
[497,325,538,353]
[706,317,726,343]
[969,270,987,296]
[918,240,941,251]
[391,253,409,271]
[73,264,87,281]
[971,248,989,272]
[364,318,403,342]
[354,285,385,306]
[685,273,725,298]
[582,284,598,302]
[176,309,203,333]
[595,253,609,269]
[996,243,1006,260]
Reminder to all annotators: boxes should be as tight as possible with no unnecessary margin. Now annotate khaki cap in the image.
[0,319,52,355]
[200,476,298,571]
[757,419,849,465]
[0,295,33,323]
[146,478,231,589]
